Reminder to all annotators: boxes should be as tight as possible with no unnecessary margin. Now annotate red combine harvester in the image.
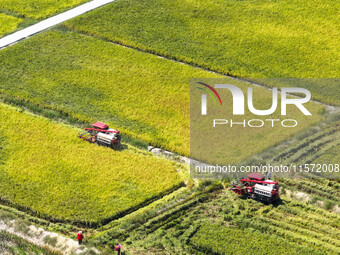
[231,173,279,203]
[78,122,121,148]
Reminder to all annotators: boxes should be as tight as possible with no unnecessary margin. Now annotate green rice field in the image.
[65,0,340,105]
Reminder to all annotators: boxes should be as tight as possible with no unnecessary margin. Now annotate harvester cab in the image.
[231,173,280,203]
[78,122,121,148]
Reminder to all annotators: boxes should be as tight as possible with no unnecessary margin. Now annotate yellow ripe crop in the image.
[0,0,89,19]
[0,31,326,159]
[0,13,22,37]
[65,0,340,105]
[0,104,182,225]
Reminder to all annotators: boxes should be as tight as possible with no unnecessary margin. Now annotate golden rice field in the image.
[0,103,182,226]
[0,0,89,19]
[0,13,22,36]
[0,1,338,254]
[65,0,340,105]
[0,30,326,159]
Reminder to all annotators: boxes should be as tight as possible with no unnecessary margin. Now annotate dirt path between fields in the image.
[0,0,116,50]
[0,219,99,254]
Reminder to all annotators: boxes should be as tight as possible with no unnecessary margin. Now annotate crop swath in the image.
[93,184,340,254]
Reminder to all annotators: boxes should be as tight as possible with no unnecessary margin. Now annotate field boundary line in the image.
[0,0,116,50]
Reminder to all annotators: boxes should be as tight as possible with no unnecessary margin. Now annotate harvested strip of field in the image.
[191,191,340,254]
[0,13,22,36]
[280,179,340,211]
[0,104,182,226]
[265,120,340,178]
[0,0,89,19]
[191,223,318,255]
[98,184,339,254]
[65,0,340,105]
[269,121,340,165]
[0,31,325,158]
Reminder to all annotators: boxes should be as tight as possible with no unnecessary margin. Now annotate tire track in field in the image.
[0,0,116,50]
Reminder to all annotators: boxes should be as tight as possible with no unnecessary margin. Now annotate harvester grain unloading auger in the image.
[231,173,280,203]
[78,122,121,148]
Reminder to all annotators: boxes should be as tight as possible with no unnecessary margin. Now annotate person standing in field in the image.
[115,244,122,255]
[77,231,84,245]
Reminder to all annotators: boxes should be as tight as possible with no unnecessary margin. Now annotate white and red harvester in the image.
[231,173,280,203]
[78,122,121,148]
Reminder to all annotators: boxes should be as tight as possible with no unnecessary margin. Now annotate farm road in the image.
[0,219,99,254]
[0,0,116,50]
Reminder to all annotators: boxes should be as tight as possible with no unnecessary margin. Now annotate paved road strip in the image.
[0,0,116,50]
